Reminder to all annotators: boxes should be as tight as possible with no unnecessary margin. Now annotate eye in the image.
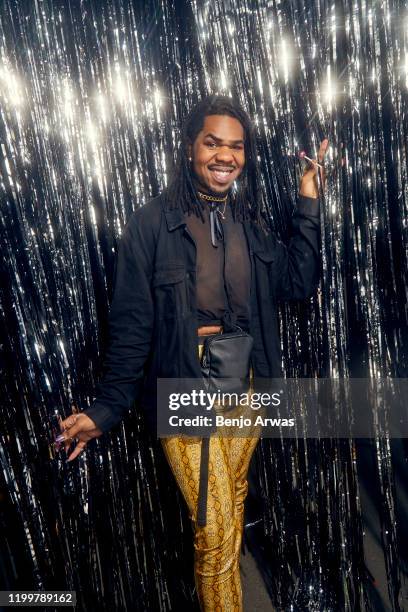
[205,141,217,148]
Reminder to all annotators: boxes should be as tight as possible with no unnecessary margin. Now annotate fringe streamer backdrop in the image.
[0,0,407,610]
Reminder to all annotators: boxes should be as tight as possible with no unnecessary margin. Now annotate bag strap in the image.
[197,437,210,526]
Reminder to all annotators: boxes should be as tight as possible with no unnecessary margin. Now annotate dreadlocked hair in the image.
[165,94,270,233]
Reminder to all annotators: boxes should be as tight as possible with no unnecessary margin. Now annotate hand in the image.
[56,410,103,462]
[299,138,329,199]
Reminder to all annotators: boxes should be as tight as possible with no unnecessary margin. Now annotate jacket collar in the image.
[164,207,186,231]
[160,191,187,231]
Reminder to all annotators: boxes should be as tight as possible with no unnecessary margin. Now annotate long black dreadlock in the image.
[165,94,269,233]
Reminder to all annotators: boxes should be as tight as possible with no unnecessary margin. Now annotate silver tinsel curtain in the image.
[0,0,407,610]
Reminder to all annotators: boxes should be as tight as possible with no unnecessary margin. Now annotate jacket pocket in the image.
[152,265,189,319]
[253,250,275,264]
[152,265,186,287]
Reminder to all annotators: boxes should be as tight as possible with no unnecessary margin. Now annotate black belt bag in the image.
[200,328,253,396]
[197,322,253,527]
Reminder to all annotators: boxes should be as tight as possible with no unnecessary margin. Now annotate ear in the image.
[187,143,192,160]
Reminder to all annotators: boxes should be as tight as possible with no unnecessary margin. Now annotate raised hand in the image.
[299,138,329,199]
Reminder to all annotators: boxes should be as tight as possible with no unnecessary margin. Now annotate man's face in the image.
[189,114,245,194]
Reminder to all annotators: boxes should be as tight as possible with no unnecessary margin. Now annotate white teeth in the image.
[211,169,233,183]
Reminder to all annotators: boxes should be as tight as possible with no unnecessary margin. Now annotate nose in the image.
[214,146,234,163]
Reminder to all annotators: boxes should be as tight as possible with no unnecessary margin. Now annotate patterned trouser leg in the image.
[160,342,261,612]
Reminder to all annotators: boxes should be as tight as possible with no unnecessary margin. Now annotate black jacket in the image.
[84,192,320,433]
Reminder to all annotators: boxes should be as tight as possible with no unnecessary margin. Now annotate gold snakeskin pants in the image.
[161,343,262,612]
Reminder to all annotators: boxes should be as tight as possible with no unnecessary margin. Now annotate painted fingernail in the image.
[55,434,65,443]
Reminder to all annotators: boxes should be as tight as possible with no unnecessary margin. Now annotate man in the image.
[57,95,328,610]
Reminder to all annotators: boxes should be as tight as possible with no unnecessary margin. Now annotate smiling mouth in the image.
[209,166,235,184]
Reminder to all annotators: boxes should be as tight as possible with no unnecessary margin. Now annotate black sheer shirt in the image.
[184,199,251,331]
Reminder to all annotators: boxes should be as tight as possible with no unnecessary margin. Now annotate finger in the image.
[56,421,83,443]
[67,440,87,462]
[302,158,319,176]
[58,417,74,453]
[59,413,79,433]
[315,164,326,191]
[54,420,82,454]
[54,419,64,453]
[303,160,325,192]
[54,416,64,452]
[308,157,326,188]
[64,437,73,455]
[317,138,329,163]
[55,419,73,453]
[61,431,76,454]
